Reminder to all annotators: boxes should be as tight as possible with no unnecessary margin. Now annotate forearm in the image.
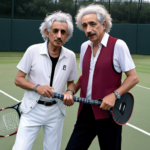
[67,76,82,94]
[116,72,139,95]
[15,70,54,98]
[67,82,76,93]
[15,77,35,91]
[75,78,81,94]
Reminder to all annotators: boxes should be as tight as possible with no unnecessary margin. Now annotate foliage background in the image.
[0,0,150,24]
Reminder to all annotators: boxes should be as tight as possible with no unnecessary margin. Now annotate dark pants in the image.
[66,104,122,150]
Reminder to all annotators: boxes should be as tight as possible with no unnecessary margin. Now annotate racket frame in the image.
[0,102,21,137]
[112,92,134,125]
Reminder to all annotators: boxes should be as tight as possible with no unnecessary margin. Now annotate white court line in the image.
[0,89,150,136]
[0,90,20,102]
[127,123,150,136]
[136,84,150,90]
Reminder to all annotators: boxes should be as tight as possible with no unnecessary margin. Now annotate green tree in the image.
[56,0,75,20]
[14,0,56,20]
[0,0,12,18]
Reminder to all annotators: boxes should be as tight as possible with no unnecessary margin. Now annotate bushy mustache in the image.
[55,38,62,43]
[87,32,96,37]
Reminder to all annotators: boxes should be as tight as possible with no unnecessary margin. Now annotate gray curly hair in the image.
[39,11,73,42]
[75,4,112,33]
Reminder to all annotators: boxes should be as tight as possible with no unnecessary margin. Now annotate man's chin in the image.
[88,38,96,42]
[87,36,96,41]
[54,43,63,47]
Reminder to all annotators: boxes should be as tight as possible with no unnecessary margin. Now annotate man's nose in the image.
[86,25,92,33]
[57,31,61,38]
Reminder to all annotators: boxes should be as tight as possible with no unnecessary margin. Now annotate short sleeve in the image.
[17,48,32,74]
[68,53,79,81]
[79,45,83,71]
[113,39,135,72]
[79,42,89,71]
[79,75,82,83]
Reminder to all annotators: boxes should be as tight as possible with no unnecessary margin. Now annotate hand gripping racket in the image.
[0,102,21,137]
[53,92,134,126]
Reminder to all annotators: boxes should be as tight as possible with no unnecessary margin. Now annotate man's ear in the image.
[64,34,70,43]
[66,34,70,39]
[44,29,49,38]
[103,20,107,31]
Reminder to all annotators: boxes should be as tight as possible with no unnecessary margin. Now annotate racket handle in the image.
[53,92,102,106]
[108,109,112,115]
[73,96,102,106]
[107,109,116,124]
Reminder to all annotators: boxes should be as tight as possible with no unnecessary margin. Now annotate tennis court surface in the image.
[0,54,150,150]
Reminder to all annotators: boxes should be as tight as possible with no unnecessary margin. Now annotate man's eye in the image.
[53,29,58,33]
[82,24,87,28]
[91,23,96,25]
[61,30,66,35]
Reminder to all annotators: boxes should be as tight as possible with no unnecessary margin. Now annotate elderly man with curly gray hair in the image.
[66,4,139,150]
[12,11,78,150]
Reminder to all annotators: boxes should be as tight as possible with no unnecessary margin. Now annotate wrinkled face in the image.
[81,13,106,43]
[45,21,69,48]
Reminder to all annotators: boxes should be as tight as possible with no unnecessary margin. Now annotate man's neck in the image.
[48,43,61,58]
[49,43,61,53]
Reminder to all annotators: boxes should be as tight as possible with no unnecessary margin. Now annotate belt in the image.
[38,100,57,106]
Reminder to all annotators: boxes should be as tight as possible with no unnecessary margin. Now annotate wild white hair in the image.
[39,11,73,42]
[75,4,112,33]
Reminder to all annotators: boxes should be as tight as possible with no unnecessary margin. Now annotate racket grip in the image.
[53,92,102,106]
[73,96,102,106]
[107,109,115,124]
[108,109,112,115]
[53,92,64,100]
[97,99,102,106]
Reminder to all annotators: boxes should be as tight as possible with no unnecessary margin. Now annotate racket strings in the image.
[3,112,19,129]
[0,110,19,135]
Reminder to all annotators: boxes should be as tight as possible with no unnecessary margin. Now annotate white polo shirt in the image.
[17,40,79,115]
[79,32,135,99]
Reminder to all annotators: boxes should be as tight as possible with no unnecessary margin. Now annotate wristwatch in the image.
[113,91,121,99]
[33,84,40,92]
[66,89,75,95]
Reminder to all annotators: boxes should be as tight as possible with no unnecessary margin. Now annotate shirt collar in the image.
[88,32,109,48]
[40,40,67,59]
[59,46,67,60]
[101,32,109,47]
[40,40,49,57]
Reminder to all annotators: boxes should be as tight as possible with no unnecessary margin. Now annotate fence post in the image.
[136,0,142,54]
[74,0,77,21]
[10,0,14,51]
[109,0,110,14]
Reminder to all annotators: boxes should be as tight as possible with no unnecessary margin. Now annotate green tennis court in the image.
[0,54,150,150]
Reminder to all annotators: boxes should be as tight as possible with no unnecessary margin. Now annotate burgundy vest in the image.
[78,36,122,120]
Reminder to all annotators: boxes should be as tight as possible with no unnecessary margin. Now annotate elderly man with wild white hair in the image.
[12,11,78,150]
[65,4,139,150]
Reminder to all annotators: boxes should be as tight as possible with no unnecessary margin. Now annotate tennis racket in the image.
[53,92,134,126]
[0,92,133,137]
[0,102,21,137]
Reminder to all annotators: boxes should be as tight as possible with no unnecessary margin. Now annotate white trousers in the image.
[12,103,64,150]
